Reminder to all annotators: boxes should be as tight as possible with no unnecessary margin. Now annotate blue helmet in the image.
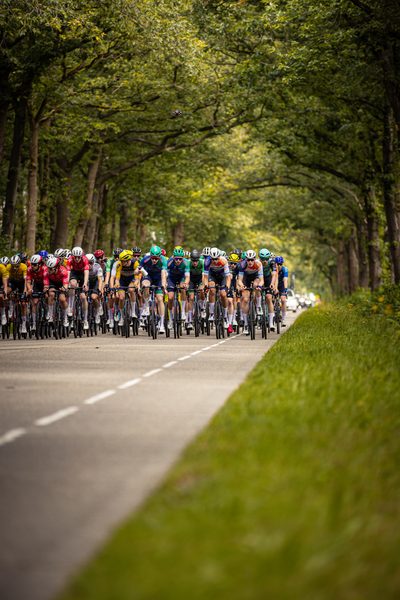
[275,256,284,264]
[38,250,48,260]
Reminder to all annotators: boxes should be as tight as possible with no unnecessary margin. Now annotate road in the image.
[0,313,298,600]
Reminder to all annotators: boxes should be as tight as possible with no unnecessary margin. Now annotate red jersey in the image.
[48,266,69,286]
[66,255,89,272]
[27,264,49,284]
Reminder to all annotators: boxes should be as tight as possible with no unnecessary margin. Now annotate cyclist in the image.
[203,247,231,328]
[87,253,104,324]
[138,246,167,333]
[19,251,29,266]
[202,247,211,260]
[94,249,106,278]
[275,256,288,327]
[167,248,190,328]
[6,255,28,333]
[0,257,9,325]
[66,246,90,329]
[237,250,264,335]
[186,249,206,329]
[46,257,69,327]
[104,247,122,327]
[259,248,278,332]
[227,252,240,333]
[114,250,140,328]
[131,246,143,316]
[26,254,49,330]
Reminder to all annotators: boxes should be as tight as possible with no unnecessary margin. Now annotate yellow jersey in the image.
[7,263,28,281]
[0,264,8,281]
[115,259,139,280]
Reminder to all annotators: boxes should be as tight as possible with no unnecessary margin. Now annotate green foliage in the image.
[59,309,400,600]
[338,284,400,326]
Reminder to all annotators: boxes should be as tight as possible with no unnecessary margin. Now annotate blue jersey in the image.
[167,257,190,278]
[278,265,288,283]
[139,255,168,274]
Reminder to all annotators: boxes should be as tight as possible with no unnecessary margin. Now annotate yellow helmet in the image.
[119,250,133,262]
[228,253,240,263]
[173,245,183,252]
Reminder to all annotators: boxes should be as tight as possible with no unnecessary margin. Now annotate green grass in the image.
[60,307,400,600]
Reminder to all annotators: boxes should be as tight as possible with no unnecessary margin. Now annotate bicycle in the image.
[191,282,203,337]
[213,284,226,339]
[169,284,184,339]
[273,293,282,334]
[70,287,84,338]
[260,287,269,340]
[238,286,256,340]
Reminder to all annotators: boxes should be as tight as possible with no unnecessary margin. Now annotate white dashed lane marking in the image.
[84,390,116,404]
[162,361,178,368]
[118,378,142,390]
[142,369,163,378]
[35,407,79,427]
[0,428,26,447]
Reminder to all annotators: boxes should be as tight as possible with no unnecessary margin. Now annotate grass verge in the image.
[60,307,400,600]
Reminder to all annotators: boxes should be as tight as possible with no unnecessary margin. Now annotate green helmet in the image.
[150,245,162,257]
[259,248,272,260]
[241,251,246,259]
[173,248,185,257]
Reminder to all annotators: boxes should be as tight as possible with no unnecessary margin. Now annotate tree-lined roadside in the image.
[59,307,400,600]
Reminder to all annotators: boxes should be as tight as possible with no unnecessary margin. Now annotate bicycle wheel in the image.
[236,301,241,333]
[124,299,131,338]
[193,302,200,337]
[174,300,181,339]
[205,302,211,336]
[151,302,157,339]
[215,301,221,339]
[13,304,19,340]
[249,302,255,340]
[165,302,170,338]
[261,298,267,339]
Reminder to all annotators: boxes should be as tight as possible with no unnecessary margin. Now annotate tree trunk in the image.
[347,229,359,293]
[118,199,128,248]
[1,94,29,241]
[336,241,349,296]
[73,147,103,247]
[53,168,73,251]
[83,185,101,252]
[173,221,185,247]
[110,210,117,252]
[98,184,109,248]
[356,217,369,288]
[365,188,382,290]
[49,202,57,251]
[26,105,40,254]
[0,99,9,178]
[382,107,400,283]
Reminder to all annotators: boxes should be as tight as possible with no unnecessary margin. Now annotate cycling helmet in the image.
[161,249,166,256]
[173,248,185,257]
[0,256,9,266]
[131,246,141,254]
[11,255,21,266]
[72,246,83,257]
[54,248,64,258]
[86,253,95,262]
[174,245,183,252]
[220,250,227,257]
[259,248,272,260]
[275,256,284,264]
[94,249,104,259]
[113,247,122,258]
[234,248,241,256]
[30,254,42,265]
[38,250,48,260]
[190,249,201,261]
[245,250,257,260]
[210,247,220,259]
[46,257,60,269]
[241,251,246,259]
[202,247,211,257]
[150,245,162,257]
[64,249,71,259]
[19,251,29,264]
[119,250,133,262]
[228,253,240,263]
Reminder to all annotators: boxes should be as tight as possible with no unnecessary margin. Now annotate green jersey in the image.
[105,257,116,273]
[189,257,204,276]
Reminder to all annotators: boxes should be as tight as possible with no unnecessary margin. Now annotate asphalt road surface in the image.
[0,312,298,600]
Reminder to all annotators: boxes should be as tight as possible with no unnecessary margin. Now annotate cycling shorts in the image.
[188,274,203,291]
[142,273,164,294]
[89,279,100,293]
[69,270,85,286]
[119,275,136,289]
[264,274,272,289]
[278,281,286,295]
[9,280,25,294]
[167,273,185,291]
[208,271,226,288]
[33,281,44,295]
[242,272,259,288]
[48,280,66,292]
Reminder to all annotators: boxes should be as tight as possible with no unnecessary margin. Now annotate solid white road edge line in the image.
[35,406,79,427]
[0,428,26,446]
[118,378,142,390]
[84,390,116,404]
[143,368,163,378]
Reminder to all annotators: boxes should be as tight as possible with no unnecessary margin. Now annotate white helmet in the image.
[210,247,220,259]
[202,247,211,257]
[54,248,64,258]
[0,256,9,266]
[220,250,226,257]
[46,256,60,269]
[30,254,42,265]
[72,246,83,257]
[11,255,21,265]
[64,249,72,259]
[245,250,257,260]
[86,253,95,262]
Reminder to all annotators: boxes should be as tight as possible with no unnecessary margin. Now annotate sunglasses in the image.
[132,254,141,258]
[174,257,183,261]
[247,259,255,262]
[211,257,220,261]
[151,257,159,260]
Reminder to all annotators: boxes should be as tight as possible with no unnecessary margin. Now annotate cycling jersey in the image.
[27,265,49,284]
[262,258,277,278]
[167,257,190,278]
[48,266,69,286]
[278,265,289,283]
[89,262,105,281]
[189,258,204,276]
[139,255,168,273]
[115,259,139,280]
[66,256,89,272]
[238,259,263,277]
[203,256,230,276]
[105,257,116,274]
[0,264,8,281]
[7,263,28,281]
